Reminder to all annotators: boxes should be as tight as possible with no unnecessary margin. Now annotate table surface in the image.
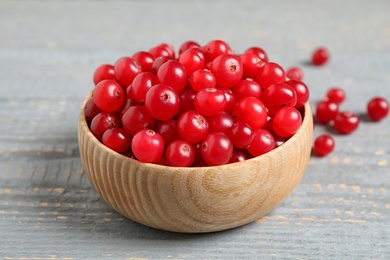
[1,0,389,259]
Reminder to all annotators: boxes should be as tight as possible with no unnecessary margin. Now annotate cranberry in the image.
[93,64,115,85]
[131,51,155,72]
[178,40,201,55]
[313,134,335,156]
[144,84,180,121]
[93,80,125,112]
[114,57,142,87]
[272,107,302,137]
[312,47,329,66]
[206,111,234,134]
[102,127,131,153]
[121,105,155,136]
[232,79,262,101]
[334,111,360,134]
[194,88,227,116]
[132,129,164,163]
[286,67,303,81]
[84,97,102,123]
[128,72,159,103]
[200,132,233,166]
[247,129,276,156]
[90,112,121,141]
[315,100,339,124]
[166,140,195,167]
[261,82,297,114]
[285,80,310,108]
[157,60,187,92]
[177,110,209,143]
[202,39,232,62]
[367,97,389,121]
[326,87,346,104]
[211,54,243,88]
[155,119,180,145]
[233,97,267,130]
[239,52,264,79]
[244,46,269,63]
[189,69,216,91]
[179,48,205,76]
[254,62,286,89]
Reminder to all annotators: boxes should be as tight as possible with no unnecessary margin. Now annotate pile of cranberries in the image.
[84,40,389,166]
[85,40,311,167]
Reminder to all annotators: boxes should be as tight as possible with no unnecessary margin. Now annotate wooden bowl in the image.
[78,96,313,233]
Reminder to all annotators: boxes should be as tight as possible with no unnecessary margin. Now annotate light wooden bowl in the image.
[78,96,313,233]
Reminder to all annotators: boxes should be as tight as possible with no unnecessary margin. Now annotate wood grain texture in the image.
[1,0,389,258]
[78,98,313,232]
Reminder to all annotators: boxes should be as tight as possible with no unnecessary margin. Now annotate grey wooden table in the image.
[1,0,389,259]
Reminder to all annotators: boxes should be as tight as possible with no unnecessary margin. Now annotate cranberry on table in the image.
[367,97,389,121]
[312,47,330,66]
[313,134,335,156]
[334,111,360,134]
[326,87,346,104]
[315,100,339,124]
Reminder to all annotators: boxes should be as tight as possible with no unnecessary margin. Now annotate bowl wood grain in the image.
[78,97,313,233]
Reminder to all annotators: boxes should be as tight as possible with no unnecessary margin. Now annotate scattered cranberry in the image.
[312,47,329,66]
[313,134,335,156]
[326,87,346,104]
[315,100,339,124]
[334,111,360,134]
[367,97,389,121]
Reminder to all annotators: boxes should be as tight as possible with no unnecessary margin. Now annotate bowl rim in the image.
[79,93,313,171]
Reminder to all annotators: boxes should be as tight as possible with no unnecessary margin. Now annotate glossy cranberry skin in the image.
[131,51,155,72]
[194,88,227,116]
[179,48,205,76]
[84,97,102,123]
[206,111,234,134]
[285,80,310,108]
[233,97,267,129]
[232,79,262,101]
[93,64,115,85]
[244,46,269,63]
[367,97,389,121]
[312,47,329,66]
[157,60,187,92]
[189,69,216,91]
[286,67,303,81]
[202,39,232,62]
[240,52,264,79]
[177,88,197,117]
[166,140,195,167]
[254,62,286,89]
[144,84,180,120]
[155,119,180,145]
[131,129,164,163]
[121,105,155,136]
[272,107,302,137]
[211,54,243,88]
[222,89,236,113]
[334,111,360,134]
[247,129,276,157]
[261,82,297,114]
[326,87,346,104]
[102,127,131,153]
[149,43,175,59]
[200,132,233,166]
[313,134,335,156]
[128,72,159,103]
[315,100,339,124]
[229,150,247,163]
[177,110,209,143]
[93,80,125,112]
[90,112,121,141]
[178,40,201,55]
[114,57,142,87]
[228,121,254,149]
[150,56,174,75]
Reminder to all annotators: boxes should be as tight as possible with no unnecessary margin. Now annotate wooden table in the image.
[1,0,389,258]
